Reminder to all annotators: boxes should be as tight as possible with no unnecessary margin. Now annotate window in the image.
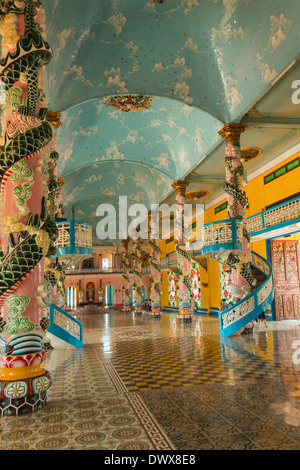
[264,157,300,184]
[215,201,228,214]
[102,258,109,270]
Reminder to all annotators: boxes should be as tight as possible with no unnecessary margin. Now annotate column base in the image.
[133,309,143,315]
[177,313,192,323]
[0,391,48,416]
[150,310,161,318]
[0,371,52,416]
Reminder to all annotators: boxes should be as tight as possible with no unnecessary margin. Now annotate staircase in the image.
[199,219,274,337]
[47,304,83,348]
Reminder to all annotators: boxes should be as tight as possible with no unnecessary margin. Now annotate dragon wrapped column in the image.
[0,0,57,415]
[132,238,143,314]
[121,239,130,311]
[218,124,256,299]
[149,209,161,317]
[171,180,192,323]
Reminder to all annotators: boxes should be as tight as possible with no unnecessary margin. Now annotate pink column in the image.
[171,181,192,323]
[0,0,55,415]
[132,238,143,313]
[218,124,256,299]
[121,240,130,311]
[149,210,162,317]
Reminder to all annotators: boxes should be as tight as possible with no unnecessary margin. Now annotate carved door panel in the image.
[293,295,300,316]
[271,240,300,320]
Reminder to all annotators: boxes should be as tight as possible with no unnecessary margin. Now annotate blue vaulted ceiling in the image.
[37,1,300,244]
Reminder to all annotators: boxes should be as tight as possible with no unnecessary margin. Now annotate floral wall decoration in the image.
[219,262,238,307]
[168,270,177,307]
[191,262,201,308]
[104,95,153,112]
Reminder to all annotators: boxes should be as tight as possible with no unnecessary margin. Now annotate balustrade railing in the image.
[200,219,244,254]
[48,304,83,348]
[246,195,300,234]
[65,267,121,275]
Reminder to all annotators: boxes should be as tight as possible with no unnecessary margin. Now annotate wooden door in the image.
[270,240,300,319]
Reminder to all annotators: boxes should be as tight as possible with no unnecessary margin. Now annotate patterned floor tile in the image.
[1,308,300,450]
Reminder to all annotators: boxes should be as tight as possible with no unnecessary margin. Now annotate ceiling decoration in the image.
[28,0,300,245]
[104,95,154,112]
[186,190,208,201]
[241,147,262,163]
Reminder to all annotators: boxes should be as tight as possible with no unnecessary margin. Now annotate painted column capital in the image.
[171,180,190,195]
[218,123,247,143]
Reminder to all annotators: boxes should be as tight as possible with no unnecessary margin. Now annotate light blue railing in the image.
[48,304,83,348]
[199,218,244,255]
[218,251,274,337]
[246,195,300,236]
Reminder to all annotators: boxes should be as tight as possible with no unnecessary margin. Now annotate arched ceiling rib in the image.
[55,97,223,179]
[43,0,300,122]
[35,0,300,246]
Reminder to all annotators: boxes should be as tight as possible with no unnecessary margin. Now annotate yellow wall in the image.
[160,270,170,307]
[250,239,267,259]
[246,151,300,217]
[202,150,300,224]
[285,233,300,243]
[204,200,228,224]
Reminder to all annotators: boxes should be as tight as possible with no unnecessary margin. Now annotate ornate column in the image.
[121,239,130,311]
[171,180,192,323]
[149,210,162,317]
[0,0,57,415]
[44,114,65,311]
[132,238,143,314]
[218,123,256,298]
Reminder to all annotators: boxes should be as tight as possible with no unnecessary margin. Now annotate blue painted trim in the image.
[69,220,75,252]
[210,307,219,316]
[201,242,243,255]
[194,308,208,315]
[163,306,178,312]
[48,304,83,348]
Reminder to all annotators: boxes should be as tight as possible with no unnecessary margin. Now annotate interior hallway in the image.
[1,307,300,450]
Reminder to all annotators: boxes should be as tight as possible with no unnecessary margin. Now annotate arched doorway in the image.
[105,284,116,306]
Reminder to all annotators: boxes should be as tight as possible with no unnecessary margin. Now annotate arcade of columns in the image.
[0,1,255,416]
[120,125,255,322]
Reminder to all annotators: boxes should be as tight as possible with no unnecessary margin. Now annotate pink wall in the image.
[65,273,132,306]
[65,273,152,306]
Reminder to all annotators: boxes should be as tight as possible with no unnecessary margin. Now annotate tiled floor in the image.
[1,307,300,450]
